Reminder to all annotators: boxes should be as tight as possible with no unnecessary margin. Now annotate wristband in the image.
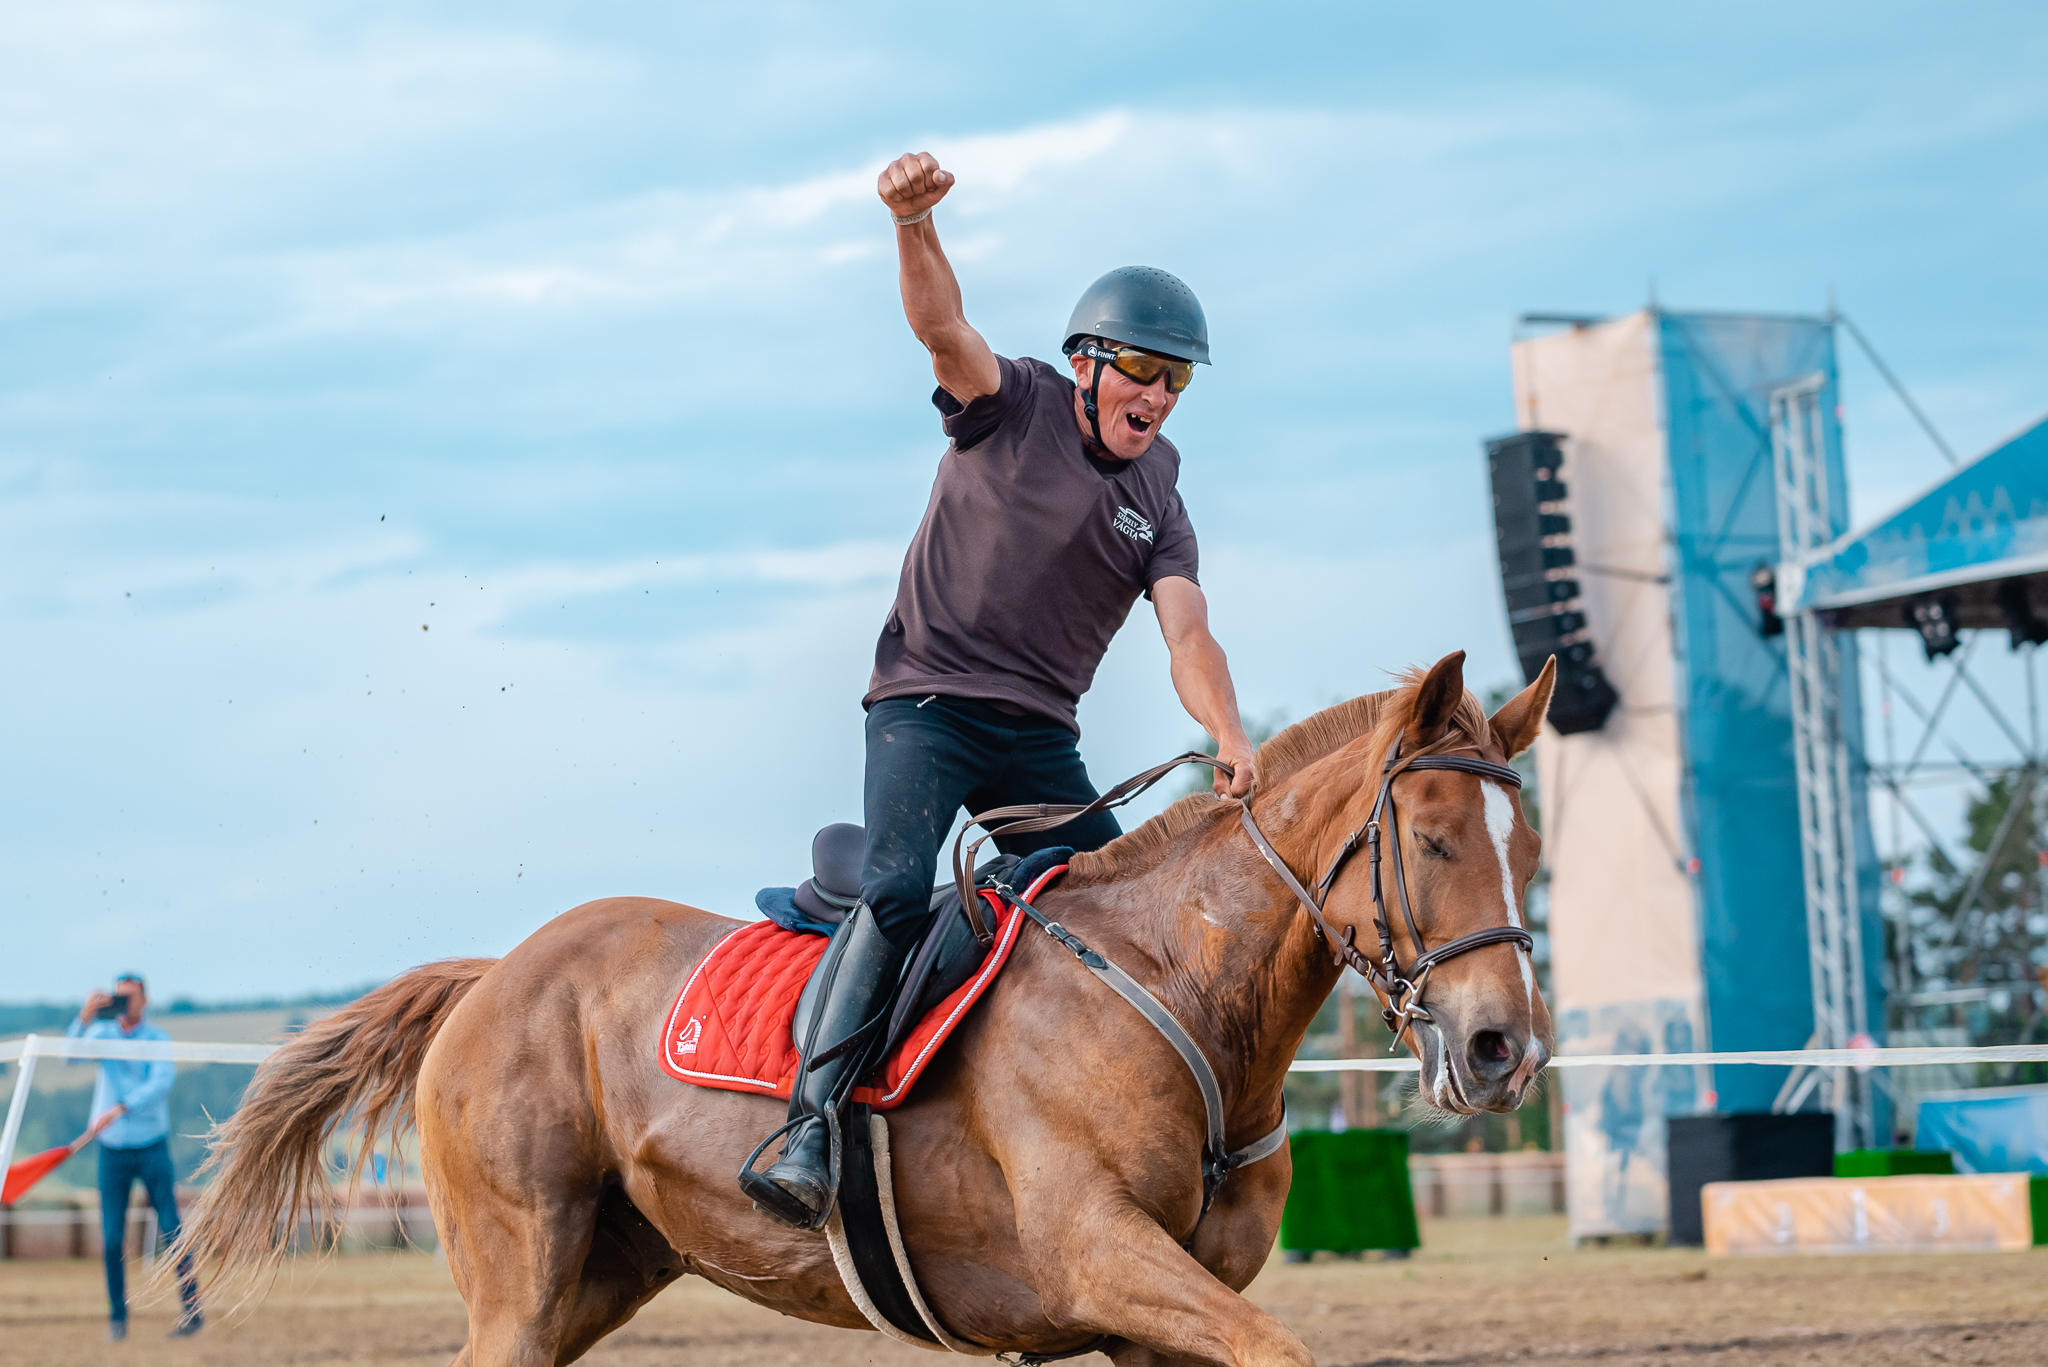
[892,206,934,227]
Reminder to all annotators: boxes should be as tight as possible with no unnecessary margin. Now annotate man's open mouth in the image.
[1124,413,1153,434]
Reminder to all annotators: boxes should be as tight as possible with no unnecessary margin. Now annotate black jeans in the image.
[97,1138,200,1324]
[861,696,1121,948]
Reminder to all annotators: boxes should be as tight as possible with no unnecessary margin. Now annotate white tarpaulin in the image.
[1511,312,1708,1238]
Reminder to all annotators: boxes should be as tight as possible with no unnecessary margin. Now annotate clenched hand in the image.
[1213,738,1257,800]
[878,151,954,222]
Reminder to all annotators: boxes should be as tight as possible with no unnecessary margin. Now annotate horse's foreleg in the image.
[1096,1155,1300,1367]
[1023,1196,1312,1367]
[1108,1345,1210,1367]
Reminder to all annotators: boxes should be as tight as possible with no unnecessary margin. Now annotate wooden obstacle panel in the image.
[1702,1173,2032,1255]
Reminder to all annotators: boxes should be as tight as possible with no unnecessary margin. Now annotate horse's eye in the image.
[1418,834,1452,860]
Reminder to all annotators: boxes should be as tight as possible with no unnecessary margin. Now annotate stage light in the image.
[1749,562,1783,639]
[1994,577,2048,649]
[1903,593,1962,660]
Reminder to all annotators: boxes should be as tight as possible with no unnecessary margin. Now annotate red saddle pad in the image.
[659,865,1063,1109]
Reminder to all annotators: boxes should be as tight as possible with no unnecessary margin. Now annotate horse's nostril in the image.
[1472,1029,1514,1066]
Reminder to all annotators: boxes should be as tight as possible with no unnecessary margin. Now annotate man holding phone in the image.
[65,974,202,1340]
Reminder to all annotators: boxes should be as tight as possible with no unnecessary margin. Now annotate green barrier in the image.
[1833,1149,1955,1178]
[1278,1129,1419,1254]
[2033,1175,2046,1246]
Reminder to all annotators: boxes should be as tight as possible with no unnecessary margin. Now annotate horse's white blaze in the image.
[1482,782,1534,1010]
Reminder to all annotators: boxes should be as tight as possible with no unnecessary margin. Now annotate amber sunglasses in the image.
[1077,341,1196,393]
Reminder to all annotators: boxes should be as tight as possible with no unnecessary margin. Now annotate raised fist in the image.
[878,151,954,222]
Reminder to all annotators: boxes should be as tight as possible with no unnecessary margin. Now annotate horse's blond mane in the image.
[1063,668,1497,887]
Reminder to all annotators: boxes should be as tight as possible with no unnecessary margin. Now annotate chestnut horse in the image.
[176,650,1555,1367]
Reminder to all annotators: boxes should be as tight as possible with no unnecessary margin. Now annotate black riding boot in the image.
[740,904,906,1229]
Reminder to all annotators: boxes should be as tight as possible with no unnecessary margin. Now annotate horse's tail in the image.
[165,957,496,1295]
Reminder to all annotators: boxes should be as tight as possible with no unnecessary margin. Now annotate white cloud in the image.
[4,6,2044,999]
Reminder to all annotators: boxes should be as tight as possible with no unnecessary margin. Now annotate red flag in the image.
[3,1145,72,1204]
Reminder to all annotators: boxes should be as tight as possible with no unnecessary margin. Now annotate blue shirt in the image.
[63,1018,176,1150]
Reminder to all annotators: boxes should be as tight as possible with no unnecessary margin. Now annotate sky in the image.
[4,3,2045,1001]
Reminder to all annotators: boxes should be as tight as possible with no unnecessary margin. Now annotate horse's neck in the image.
[1090,786,1352,1125]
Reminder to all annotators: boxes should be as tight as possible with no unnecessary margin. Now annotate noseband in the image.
[1234,732,1535,1041]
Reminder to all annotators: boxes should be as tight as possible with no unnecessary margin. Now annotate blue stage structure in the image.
[1773,407,2048,1144]
[1790,413,2048,632]
[1497,309,1892,1236]
[1500,309,2043,1237]
[1658,315,1886,1123]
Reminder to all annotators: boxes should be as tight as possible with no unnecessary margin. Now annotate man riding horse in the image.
[741,151,1259,1228]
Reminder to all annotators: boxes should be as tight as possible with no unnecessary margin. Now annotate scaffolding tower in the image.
[1771,374,1875,1148]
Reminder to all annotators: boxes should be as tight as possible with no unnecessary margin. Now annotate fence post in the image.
[1336,979,1375,1127]
[0,1034,41,1183]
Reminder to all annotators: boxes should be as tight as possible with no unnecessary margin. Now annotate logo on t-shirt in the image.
[1112,506,1155,544]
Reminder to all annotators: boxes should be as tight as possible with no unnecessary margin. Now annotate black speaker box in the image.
[1485,430,1619,734]
[1666,1113,1835,1246]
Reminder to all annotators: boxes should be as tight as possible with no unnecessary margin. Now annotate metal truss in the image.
[1770,373,1876,1149]
[1868,631,2045,1010]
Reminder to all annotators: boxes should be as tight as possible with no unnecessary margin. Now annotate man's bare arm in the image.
[1153,576,1256,798]
[878,152,1000,403]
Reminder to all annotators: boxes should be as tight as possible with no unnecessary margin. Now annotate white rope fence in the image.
[1,1037,274,1065]
[1289,1045,2048,1072]
[7,1034,2047,1181]
[2,1035,277,1184]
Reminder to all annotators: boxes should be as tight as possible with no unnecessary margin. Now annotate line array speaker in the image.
[1484,430,1619,734]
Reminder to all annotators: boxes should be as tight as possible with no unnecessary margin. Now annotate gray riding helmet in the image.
[1060,266,1211,365]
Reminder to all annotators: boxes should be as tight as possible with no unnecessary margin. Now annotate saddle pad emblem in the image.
[657,866,1061,1109]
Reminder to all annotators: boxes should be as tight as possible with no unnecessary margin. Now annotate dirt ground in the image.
[2,1217,2043,1367]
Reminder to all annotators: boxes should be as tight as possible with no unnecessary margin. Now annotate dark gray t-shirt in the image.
[865,355,1201,732]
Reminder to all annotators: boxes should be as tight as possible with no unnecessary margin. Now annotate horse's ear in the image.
[1488,656,1557,759]
[1411,650,1467,745]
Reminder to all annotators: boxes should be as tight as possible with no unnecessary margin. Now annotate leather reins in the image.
[950,750,1230,945]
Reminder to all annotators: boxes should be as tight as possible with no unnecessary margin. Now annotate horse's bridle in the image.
[953,730,1535,1043]
[1232,730,1535,1042]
